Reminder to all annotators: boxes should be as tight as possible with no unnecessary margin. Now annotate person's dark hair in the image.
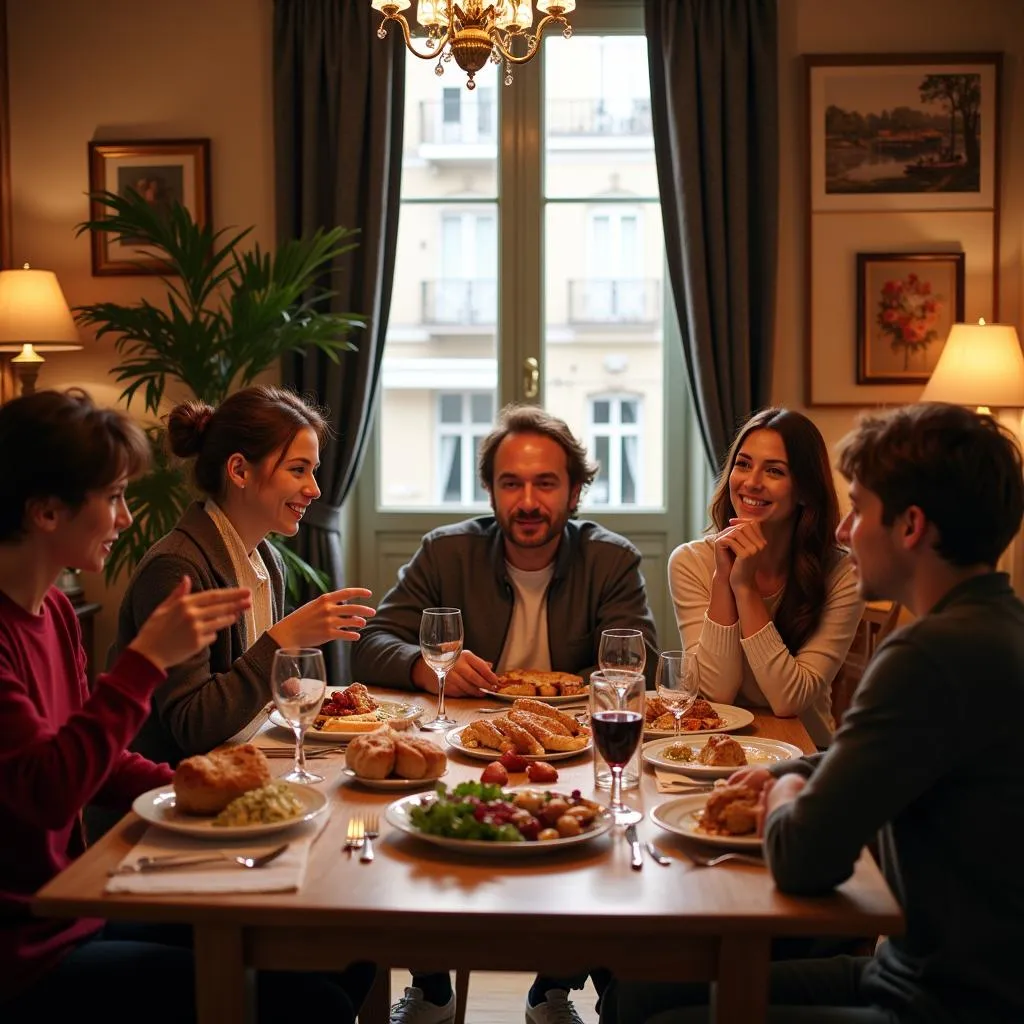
[837,402,1024,567]
[0,388,149,542]
[477,403,598,509]
[709,408,842,654]
[167,386,332,498]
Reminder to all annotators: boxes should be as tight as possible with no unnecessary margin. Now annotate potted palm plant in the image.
[74,188,364,597]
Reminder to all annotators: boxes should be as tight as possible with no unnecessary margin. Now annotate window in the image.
[437,392,494,504]
[586,395,643,506]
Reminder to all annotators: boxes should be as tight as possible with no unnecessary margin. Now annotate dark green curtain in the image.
[645,0,779,470]
[273,0,405,683]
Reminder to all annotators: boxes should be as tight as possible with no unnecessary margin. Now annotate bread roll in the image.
[173,743,272,816]
[393,735,447,780]
[345,730,397,779]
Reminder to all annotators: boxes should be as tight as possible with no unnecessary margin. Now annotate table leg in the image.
[714,935,770,1023]
[359,965,392,1024]
[194,923,252,1024]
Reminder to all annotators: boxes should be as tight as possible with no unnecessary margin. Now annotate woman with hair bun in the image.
[112,385,376,767]
[668,408,864,748]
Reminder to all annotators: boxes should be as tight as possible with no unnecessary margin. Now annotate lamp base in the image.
[13,361,40,395]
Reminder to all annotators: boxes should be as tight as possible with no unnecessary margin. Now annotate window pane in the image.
[621,400,638,425]
[621,435,638,504]
[592,399,610,424]
[440,393,462,423]
[470,392,493,423]
[441,435,463,503]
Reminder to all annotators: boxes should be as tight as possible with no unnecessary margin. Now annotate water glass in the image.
[270,647,327,784]
[419,607,463,731]
[589,669,645,824]
[656,650,701,737]
[598,628,647,678]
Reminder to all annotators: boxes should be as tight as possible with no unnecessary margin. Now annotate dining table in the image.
[34,691,903,1024]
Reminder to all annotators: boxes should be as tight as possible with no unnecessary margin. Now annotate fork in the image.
[686,849,766,868]
[360,814,380,863]
[110,843,290,875]
[345,817,365,856]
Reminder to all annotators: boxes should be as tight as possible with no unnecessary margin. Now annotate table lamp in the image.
[921,318,1024,414]
[0,263,82,396]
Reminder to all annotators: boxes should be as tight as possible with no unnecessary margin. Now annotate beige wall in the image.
[5,0,275,654]
[773,0,1024,452]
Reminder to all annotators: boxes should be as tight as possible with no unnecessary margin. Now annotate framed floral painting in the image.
[856,252,965,384]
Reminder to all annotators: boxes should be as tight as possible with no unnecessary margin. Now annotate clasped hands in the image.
[713,517,768,593]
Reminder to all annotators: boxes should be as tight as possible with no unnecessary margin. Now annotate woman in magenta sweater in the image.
[0,390,369,1022]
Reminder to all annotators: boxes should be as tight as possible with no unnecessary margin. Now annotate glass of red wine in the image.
[589,669,645,826]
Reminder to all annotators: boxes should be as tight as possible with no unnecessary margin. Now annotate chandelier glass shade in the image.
[370,1,576,89]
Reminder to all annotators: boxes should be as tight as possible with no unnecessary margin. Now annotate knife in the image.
[624,824,644,870]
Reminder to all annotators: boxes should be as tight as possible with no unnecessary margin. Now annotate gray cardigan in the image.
[352,516,659,689]
[110,502,284,766]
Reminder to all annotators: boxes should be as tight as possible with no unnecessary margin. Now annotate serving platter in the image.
[268,701,422,744]
[485,688,589,706]
[341,766,448,791]
[132,783,327,839]
[385,787,613,855]
[643,702,755,738]
[445,725,591,763]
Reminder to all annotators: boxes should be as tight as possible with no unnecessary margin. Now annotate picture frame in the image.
[807,54,1001,213]
[86,139,211,276]
[855,252,965,385]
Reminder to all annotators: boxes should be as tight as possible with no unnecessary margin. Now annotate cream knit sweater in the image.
[667,535,864,748]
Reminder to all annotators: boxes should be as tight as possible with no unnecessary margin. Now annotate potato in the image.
[555,814,583,838]
[513,791,544,815]
[540,797,570,826]
[537,827,561,841]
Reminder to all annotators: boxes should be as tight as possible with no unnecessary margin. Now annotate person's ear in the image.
[900,505,930,550]
[24,496,64,534]
[225,453,249,491]
[569,483,582,514]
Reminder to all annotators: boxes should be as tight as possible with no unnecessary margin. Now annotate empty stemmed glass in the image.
[270,647,327,784]
[599,628,647,678]
[419,607,463,731]
[590,669,645,826]
[656,650,701,738]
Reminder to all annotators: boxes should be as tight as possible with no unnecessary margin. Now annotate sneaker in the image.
[525,989,584,1024]
[390,987,455,1024]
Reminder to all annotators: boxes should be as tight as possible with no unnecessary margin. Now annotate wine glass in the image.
[590,669,645,826]
[656,650,701,738]
[419,607,463,731]
[599,628,647,678]
[270,647,327,784]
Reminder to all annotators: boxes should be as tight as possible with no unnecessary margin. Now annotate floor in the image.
[389,970,602,1024]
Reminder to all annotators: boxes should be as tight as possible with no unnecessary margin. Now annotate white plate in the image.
[445,725,592,763]
[642,735,804,778]
[341,766,448,791]
[268,700,422,744]
[651,793,762,850]
[132,783,327,839]
[644,702,755,738]
[487,688,589,706]
[385,787,613,855]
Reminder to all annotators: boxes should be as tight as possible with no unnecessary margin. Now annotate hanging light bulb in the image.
[495,0,534,31]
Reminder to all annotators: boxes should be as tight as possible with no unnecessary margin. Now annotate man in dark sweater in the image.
[612,403,1024,1024]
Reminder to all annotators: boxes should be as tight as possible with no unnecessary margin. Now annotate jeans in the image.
[603,956,901,1024]
[2,921,375,1024]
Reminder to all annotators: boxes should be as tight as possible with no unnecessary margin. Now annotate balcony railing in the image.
[421,279,497,326]
[547,99,653,137]
[418,99,498,146]
[567,279,660,325]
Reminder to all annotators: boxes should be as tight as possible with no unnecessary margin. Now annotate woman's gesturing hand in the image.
[129,575,252,672]
[269,587,376,649]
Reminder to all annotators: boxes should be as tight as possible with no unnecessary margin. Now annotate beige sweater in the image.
[667,535,864,748]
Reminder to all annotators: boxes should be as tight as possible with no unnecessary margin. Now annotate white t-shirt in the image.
[496,562,555,674]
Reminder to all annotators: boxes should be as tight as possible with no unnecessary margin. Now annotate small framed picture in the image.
[86,139,211,275]
[856,252,965,384]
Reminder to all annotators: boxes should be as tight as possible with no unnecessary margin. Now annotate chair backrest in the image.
[830,600,902,728]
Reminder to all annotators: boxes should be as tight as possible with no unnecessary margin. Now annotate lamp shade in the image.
[0,265,81,353]
[921,319,1024,409]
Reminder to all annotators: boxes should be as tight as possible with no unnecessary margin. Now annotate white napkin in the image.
[106,808,330,895]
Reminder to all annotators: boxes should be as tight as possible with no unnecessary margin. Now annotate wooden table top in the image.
[36,692,902,952]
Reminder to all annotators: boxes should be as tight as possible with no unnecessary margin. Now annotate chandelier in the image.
[370,1,577,90]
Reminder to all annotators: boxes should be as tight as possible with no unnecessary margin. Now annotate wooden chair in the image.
[830,600,902,727]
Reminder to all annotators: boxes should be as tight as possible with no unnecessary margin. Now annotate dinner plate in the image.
[132,783,327,839]
[385,787,614,855]
[268,700,422,744]
[445,725,592,763]
[487,688,589,706]
[644,702,755,738]
[341,766,449,791]
[651,793,762,850]
[642,735,804,779]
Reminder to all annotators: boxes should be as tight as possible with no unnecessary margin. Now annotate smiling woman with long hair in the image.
[668,408,864,747]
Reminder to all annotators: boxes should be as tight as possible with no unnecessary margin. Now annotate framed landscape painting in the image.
[87,139,211,275]
[807,54,1001,212]
[856,251,965,384]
